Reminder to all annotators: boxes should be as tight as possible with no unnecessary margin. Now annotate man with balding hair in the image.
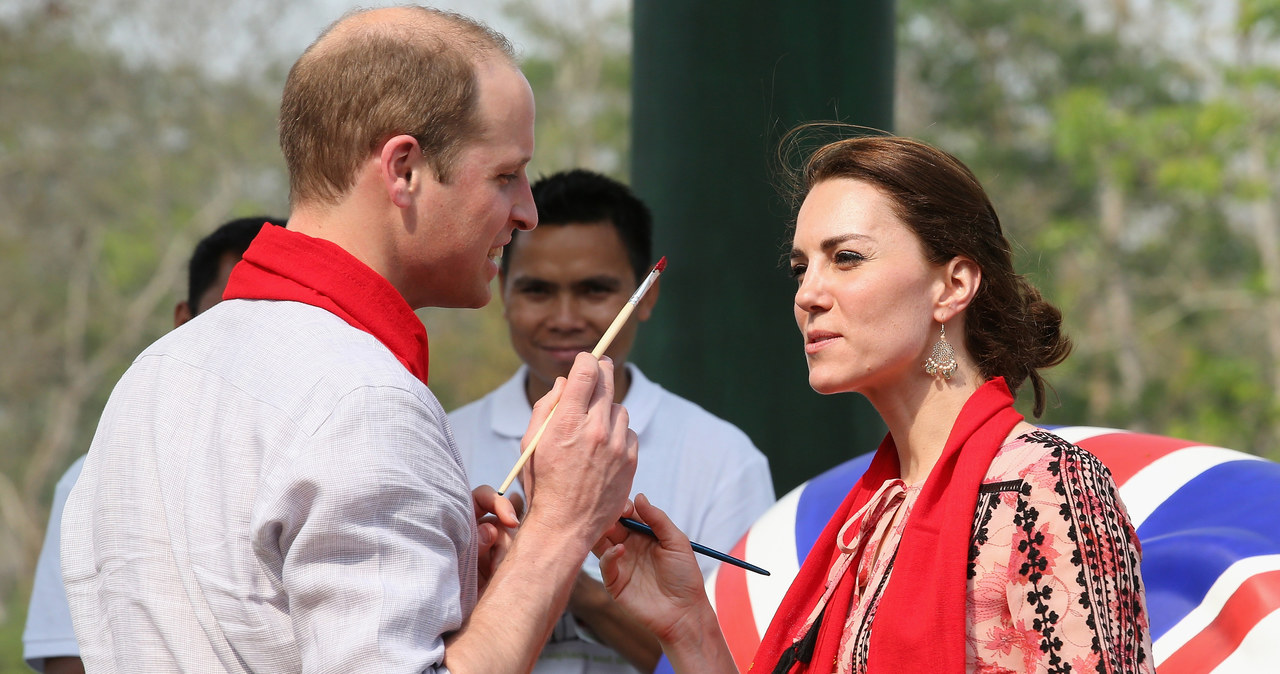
[61,8,638,673]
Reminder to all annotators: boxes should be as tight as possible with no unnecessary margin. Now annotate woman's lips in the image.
[804,331,840,355]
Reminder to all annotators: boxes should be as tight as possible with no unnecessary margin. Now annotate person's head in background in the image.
[499,169,656,405]
[173,216,284,327]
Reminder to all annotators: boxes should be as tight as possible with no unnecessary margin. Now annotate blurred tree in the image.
[0,0,288,642]
[502,0,631,179]
[896,0,1279,458]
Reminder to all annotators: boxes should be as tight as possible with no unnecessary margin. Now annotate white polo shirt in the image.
[450,364,775,674]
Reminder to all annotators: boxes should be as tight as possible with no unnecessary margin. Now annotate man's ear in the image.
[174,301,193,328]
[635,277,660,322]
[380,134,423,209]
[934,256,980,324]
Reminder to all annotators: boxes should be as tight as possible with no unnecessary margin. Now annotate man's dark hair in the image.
[506,169,652,282]
[187,216,284,315]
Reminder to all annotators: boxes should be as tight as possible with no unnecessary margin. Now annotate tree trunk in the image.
[1098,173,1146,412]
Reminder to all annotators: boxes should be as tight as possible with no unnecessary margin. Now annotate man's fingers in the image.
[477,521,496,549]
[472,485,521,528]
[507,491,526,518]
[591,500,636,558]
[556,352,602,417]
[592,355,616,408]
[525,376,567,445]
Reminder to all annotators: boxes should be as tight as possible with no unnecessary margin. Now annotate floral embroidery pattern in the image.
[965,431,1153,673]
[833,432,1153,673]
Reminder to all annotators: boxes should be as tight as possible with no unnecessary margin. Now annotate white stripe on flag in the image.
[1153,554,1280,664]
[1049,425,1131,444]
[744,484,806,638]
[1119,446,1263,529]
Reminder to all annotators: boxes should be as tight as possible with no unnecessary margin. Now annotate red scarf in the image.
[753,378,1022,673]
[222,225,430,386]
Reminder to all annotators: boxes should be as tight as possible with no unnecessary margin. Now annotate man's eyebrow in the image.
[573,275,623,289]
[509,276,553,289]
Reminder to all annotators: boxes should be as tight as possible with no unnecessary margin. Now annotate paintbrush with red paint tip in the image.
[497,256,667,495]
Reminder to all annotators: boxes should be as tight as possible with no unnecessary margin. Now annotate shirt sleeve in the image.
[1002,444,1154,673]
[24,456,86,671]
[698,450,776,560]
[256,385,477,673]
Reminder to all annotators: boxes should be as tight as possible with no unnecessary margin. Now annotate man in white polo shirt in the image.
[450,169,775,673]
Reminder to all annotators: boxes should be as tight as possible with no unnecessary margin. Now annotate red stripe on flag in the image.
[1157,568,1280,674]
[1074,432,1198,486]
[713,536,759,672]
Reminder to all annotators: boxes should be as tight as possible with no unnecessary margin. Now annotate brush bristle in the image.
[654,256,667,273]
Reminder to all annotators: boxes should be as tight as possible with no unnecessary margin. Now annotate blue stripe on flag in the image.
[1135,458,1280,640]
[793,453,874,565]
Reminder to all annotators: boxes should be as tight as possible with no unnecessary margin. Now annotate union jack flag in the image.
[669,426,1280,673]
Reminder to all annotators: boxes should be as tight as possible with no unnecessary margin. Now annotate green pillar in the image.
[631,1,895,495]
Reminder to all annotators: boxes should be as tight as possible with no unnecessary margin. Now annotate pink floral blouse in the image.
[832,430,1153,673]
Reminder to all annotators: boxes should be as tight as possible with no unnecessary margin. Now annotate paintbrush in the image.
[496,256,667,495]
[619,517,771,576]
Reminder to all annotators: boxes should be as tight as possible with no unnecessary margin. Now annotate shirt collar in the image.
[487,363,661,438]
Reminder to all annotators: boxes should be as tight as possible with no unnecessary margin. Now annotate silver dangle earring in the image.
[924,324,959,380]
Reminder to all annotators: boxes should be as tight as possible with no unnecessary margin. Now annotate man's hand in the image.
[522,353,638,549]
[443,352,638,673]
[472,485,523,595]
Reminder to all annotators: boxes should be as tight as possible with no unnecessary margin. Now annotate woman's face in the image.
[791,178,946,396]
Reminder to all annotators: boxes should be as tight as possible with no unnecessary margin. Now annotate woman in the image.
[595,135,1153,673]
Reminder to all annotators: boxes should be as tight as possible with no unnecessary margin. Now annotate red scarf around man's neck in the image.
[753,378,1023,673]
[222,225,430,386]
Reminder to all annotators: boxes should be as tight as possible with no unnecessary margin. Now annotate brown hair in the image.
[791,132,1071,416]
[279,7,515,205]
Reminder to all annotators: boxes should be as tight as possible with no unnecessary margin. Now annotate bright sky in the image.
[295,1,525,52]
[3,0,619,81]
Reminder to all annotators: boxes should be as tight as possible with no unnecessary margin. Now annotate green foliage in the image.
[899,0,1280,457]
[0,581,29,673]
[0,2,289,658]
[1239,0,1280,36]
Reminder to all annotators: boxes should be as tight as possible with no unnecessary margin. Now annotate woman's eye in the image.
[789,263,807,279]
[834,251,865,265]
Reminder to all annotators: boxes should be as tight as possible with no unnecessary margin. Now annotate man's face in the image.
[501,222,656,399]
[405,59,537,309]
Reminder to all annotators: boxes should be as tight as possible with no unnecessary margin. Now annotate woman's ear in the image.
[934,256,980,324]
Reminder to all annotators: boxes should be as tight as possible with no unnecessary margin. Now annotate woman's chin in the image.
[808,376,853,396]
